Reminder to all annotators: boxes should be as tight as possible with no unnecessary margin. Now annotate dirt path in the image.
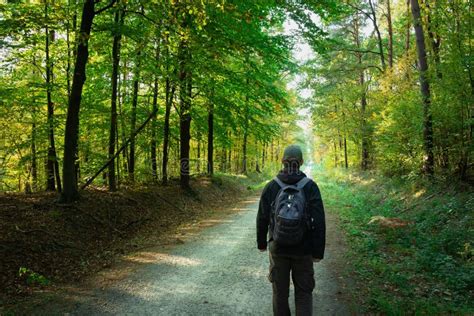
[29,195,354,315]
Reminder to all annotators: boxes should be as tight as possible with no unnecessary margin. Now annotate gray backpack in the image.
[271,177,311,246]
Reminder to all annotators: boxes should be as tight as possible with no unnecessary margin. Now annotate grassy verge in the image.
[317,169,473,314]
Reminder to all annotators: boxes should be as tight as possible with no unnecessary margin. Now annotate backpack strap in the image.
[273,177,286,188]
[274,176,310,189]
[295,177,311,190]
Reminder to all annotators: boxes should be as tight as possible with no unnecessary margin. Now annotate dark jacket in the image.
[256,169,326,259]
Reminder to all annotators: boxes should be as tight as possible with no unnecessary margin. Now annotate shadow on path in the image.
[31,195,355,315]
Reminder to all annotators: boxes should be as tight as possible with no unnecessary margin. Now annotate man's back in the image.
[256,144,326,316]
[256,170,326,259]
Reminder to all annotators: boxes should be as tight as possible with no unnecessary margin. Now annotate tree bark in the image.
[411,0,435,175]
[207,101,214,175]
[66,0,72,97]
[368,0,386,70]
[60,0,96,203]
[108,7,124,191]
[178,36,191,189]
[162,78,174,184]
[386,0,394,68]
[343,111,348,169]
[354,15,370,170]
[31,106,38,191]
[242,133,248,174]
[255,140,260,172]
[242,78,250,174]
[45,1,61,192]
[119,59,129,174]
[151,41,160,182]
[406,0,411,53]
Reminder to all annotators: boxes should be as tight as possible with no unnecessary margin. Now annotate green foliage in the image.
[305,0,473,178]
[1,0,320,192]
[18,267,50,286]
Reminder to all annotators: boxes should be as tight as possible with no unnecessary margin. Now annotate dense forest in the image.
[307,0,473,179]
[0,0,312,201]
[1,0,472,201]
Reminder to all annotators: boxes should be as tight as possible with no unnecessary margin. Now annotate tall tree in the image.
[108,5,124,191]
[150,41,160,182]
[60,0,116,202]
[207,99,214,175]
[44,0,61,192]
[178,19,191,189]
[386,0,393,68]
[411,0,434,175]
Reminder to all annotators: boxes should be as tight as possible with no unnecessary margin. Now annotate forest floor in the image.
[0,174,258,309]
[1,172,359,315]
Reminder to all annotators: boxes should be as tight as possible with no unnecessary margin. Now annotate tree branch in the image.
[94,0,117,15]
[336,47,381,55]
[124,10,160,25]
[346,3,374,22]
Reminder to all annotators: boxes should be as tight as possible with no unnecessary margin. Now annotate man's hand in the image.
[312,258,321,263]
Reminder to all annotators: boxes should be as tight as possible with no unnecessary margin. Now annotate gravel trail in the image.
[60,196,352,316]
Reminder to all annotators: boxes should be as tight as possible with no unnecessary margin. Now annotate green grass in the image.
[317,169,474,314]
[212,168,276,191]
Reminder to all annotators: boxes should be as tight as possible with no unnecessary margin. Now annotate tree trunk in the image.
[406,0,411,53]
[242,78,250,174]
[425,0,442,78]
[368,0,386,70]
[207,101,214,175]
[411,0,435,175]
[129,47,141,183]
[119,59,129,174]
[386,0,393,68]
[45,1,61,192]
[108,7,124,191]
[81,102,160,190]
[354,15,370,170]
[343,111,348,169]
[151,42,160,182]
[66,0,72,97]
[60,0,95,203]
[162,78,174,184]
[179,37,191,189]
[255,140,260,173]
[31,109,38,191]
[344,135,348,169]
[360,75,369,170]
[242,133,248,174]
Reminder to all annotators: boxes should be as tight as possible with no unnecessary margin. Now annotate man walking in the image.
[257,145,326,316]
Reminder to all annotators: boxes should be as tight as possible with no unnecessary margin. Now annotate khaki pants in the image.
[268,250,315,316]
